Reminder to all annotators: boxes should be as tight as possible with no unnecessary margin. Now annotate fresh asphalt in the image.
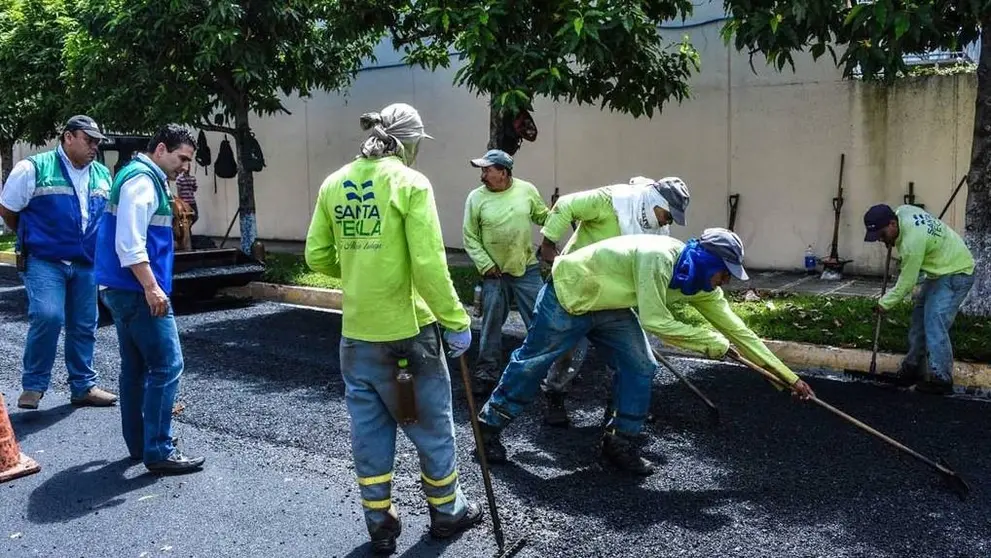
[0,267,988,558]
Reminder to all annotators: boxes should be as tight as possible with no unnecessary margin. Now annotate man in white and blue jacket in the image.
[95,124,204,475]
[0,115,119,410]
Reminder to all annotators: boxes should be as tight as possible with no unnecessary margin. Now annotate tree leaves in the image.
[392,0,699,117]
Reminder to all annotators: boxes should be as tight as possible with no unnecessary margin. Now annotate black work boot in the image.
[890,360,924,387]
[915,375,954,396]
[471,376,497,400]
[601,431,656,477]
[369,508,402,555]
[477,422,507,463]
[429,501,484,539]
[544,391,570,427]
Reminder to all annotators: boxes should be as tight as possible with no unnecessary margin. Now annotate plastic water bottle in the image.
[395,358,417,425]
[804,245,817,275]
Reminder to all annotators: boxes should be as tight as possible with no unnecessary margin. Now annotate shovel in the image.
[651,349,720,423]
[457,356,529,557]
[869,245,892,375]
[727,348,970,500]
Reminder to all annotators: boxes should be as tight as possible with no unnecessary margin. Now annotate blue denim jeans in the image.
[99,289,183,464]
[339,323,469,537]
[479,281,658,436]
[19,256,98,398]
[904,273,974,383]
[475,264,544,382]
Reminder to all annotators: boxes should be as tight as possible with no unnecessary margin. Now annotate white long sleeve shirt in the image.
[114,153,168,268]
[0,145,93,231]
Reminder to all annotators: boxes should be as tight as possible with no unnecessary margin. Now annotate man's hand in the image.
[483,266,502,279]
[443,328,472,358]
[539,238,559,264]
[790,379,815,401]
[874,303,886,316]
[144,285,169,317]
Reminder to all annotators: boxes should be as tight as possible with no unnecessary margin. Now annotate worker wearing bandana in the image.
[476,229,815,476]
[537,177,691,426]
[305,103,482,555]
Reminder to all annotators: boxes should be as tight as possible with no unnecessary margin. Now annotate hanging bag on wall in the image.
[196,130,212,175]
[214,136,238,179]
[241,130,266,173]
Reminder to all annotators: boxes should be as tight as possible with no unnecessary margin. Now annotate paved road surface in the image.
[0,268,988,558]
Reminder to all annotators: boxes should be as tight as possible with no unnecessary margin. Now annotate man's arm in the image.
[879,249,923,309]
[690,290,800,385]
[407,181,471,333]
[0,160,38,232]
[116,174,169,316]
[634,255,730,358]
[462,194,498,275]
[304,183,341,277]
[528,184,550,226]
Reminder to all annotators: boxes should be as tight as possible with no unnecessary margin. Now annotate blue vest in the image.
[94,157,175,295]
[18,150,111,265]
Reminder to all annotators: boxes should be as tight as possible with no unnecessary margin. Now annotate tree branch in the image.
[197,122,237,135]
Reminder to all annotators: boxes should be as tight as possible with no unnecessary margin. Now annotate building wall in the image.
[11,17,977,275]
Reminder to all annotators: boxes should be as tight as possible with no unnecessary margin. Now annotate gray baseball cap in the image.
[699,227,749,281]
[470,149,514,170]
[654,177,690,226]
[65,115,107,140]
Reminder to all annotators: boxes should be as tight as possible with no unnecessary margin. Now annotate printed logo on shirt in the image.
[335,179,382,247]
[911,212,943,238]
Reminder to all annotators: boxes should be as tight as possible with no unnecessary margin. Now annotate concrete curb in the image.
[220,281,990,397]
[0,252,14,266]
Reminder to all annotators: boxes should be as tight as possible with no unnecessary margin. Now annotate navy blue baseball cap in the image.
[470,149,513,171]
[863,204,896,242]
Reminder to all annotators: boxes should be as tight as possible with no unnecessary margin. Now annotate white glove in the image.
[443,328,472,358]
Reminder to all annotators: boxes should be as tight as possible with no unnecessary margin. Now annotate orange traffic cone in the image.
[0,394,40,483]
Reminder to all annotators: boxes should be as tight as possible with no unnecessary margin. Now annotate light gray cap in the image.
[700,227,748,281]
[653,177,690,226]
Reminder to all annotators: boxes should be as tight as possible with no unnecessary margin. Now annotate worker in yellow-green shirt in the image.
[863,204,975,396]
[536,176,691,426]
[462,148,552,397]
[475,230,815,476]
[304,103,482,554]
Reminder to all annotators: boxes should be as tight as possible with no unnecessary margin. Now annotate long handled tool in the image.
[726,349,970,500]
[727,194,740,231]
[821,153,853,279]
[651,349,720,423]
[457,356,528,557]
[938,174,967,220]
[869,245,893,375]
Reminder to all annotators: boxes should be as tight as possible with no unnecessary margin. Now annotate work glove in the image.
[444,328,472,358]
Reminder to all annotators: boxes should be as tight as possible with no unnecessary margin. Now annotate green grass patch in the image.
[671,291,991,363]
[261,252,991,362]
[0,233,14,253]
[262,252,483,303]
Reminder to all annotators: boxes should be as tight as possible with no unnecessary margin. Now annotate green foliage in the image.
[65,1,386,133]
[384,0,702,117]
[0,233,15,252]
[721,0,985,83]
[0,0,73,145]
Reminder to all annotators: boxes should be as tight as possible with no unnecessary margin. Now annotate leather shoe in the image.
[129,437,181,461]
[146,449,205,474]
[17,390,43,410]
[70,387,118,407]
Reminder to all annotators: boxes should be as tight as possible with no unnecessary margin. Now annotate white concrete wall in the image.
[9,14,977,275]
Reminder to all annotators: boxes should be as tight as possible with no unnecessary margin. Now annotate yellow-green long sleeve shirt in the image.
[551,234,800,385]
[305,156,470,342]
[880,205,975,310]
[540,187,622,256]
[462,178,549,276]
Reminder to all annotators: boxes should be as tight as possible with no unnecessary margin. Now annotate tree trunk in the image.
[233,105,257,255]
[962,30,991,316]
[487,101,501,150]
[0,138,13,185]
[0,139,12,234]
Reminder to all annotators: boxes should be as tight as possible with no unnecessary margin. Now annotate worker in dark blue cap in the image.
[863,203,974,395]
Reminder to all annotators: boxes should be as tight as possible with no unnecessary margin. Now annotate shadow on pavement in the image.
[9,403,76,444]
[27,457,159,524]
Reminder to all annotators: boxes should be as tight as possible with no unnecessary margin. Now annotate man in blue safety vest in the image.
[0,115,119,410]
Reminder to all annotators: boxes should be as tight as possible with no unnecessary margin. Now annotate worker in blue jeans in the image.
[863,204,975,395]
[0,115,119,410]
[96,125,205,474]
